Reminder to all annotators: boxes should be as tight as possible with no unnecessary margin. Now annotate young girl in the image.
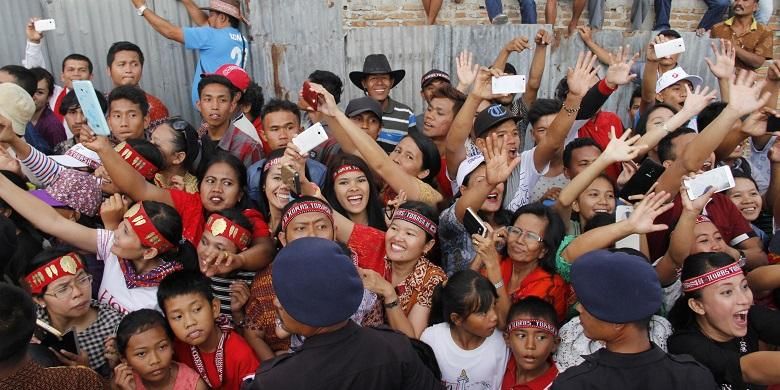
[502,297,560,390]
[148,117,201,193]
[421,270,508,389]
[113,309,207,390]
[668,252,780,389]
[726,171,768,248]
[323,153,387,231]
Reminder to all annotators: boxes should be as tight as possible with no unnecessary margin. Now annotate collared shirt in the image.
[250,321,444,390]
[711,17,773,70]
[502,357,558,390]
[377,97,414,153]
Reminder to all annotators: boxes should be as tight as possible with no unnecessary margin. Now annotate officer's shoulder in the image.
[257,352,295,374]
[666,352,712,370]
[553,360,598,384]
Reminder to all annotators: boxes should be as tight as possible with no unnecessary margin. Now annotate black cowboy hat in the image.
[349,54,406,90]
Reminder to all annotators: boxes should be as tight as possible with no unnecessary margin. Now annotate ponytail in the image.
[428,270,496,327]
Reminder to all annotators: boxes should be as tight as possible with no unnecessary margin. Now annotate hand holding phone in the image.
[292,122,329,156]
[302,81,319,111]
[463,208,488,238]
[281,165,301,196]
[683,165,735,200]
[36,319,79,356]
[34,19,56,32]
[654,37,685,58]
[491,75,526,95]
[72,80,111,136]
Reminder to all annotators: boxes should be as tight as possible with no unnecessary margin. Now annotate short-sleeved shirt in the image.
[174,329,259,390]
[385,257,446,313]
[96,229,161,314]
[504,147,550,212]
[668,305,780,390]
[530,173,570,203]
[438,203,477,276]
[711,17,773,70]
[134,362,201,390]
[499,259,570,321]
[183,26,247,106]
[377,97,414,153]
[502,356,558,390]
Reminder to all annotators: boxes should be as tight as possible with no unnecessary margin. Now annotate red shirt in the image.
[647,193,754,260]
[146,93,170,124]
[501,356,558,390]
[174,329,259,390]
[499,259,570,321]
[437,156,454,200]
[347,223,387,275]
[577,111,623,181]
[169,189,270,245]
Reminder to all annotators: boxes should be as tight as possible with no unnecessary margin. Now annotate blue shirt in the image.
[184,26,247,106]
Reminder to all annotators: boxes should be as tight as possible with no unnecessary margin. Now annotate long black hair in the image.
[154,117,201,174]
[668,252,737,330]
[139,201,198,272]
[403,131,440,185]
[429,269,496,326]
[324,153,386,231]
[505,202,565,275]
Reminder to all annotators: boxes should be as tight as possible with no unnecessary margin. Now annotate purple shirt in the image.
[34,106,66,148]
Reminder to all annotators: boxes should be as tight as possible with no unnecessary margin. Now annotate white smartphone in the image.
[34,19,56,32]
[684,165,735,200]
[71,80,111,137]
[492,75,526,95]
[615,205,640,251]
[292,122,329,156]
[654,37,685,58]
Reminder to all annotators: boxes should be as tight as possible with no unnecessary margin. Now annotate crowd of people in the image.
[0,0,778,388]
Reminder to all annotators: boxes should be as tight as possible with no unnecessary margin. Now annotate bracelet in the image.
[493,280,504,290]
[384,299,400,309]
[562,103,580,116]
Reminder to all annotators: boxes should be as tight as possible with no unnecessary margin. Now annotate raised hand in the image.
[616,160,638,188]
[767,61,780,82]
[626,191,674,234]
[646,34,670,63]
[605,45,639,88]
[566,51,600,97]
[479,132,521,186]
[727,70,770,117]
[112,363,137,390]
[577,26,593,44]
[0,115,18,144]
[680,176,715,214]
[741,107,780,137]
[704,39,736,79]
[100,194,129,230]
[456,50,479,89]
[229,281,251,315]
[25,18,43,44]
[305,82,339,117]
[769,139,780,163]
[472,230,500,267]
[470,66,507,101]
[504,36,531,54]
[79,129,114,154]
[681,84,717,115]
[601,128,645,163]
[535,29,552,46]
[358,267,394,298]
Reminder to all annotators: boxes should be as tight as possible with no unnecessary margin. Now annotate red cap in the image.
[205,64,251,92]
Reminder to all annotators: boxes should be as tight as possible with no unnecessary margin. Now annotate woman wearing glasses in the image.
[21,249,123,377]
[148,118,201,193]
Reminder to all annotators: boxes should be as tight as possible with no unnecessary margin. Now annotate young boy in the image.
[158,270,260,390]
[502,297,560,390]
[107,85,149,142]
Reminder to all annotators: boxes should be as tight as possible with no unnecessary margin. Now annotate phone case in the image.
[619,159,666,199]
[37,325,79,355]
[463,208,487,237]
[302,81,318,110]
[34,19,56,32]
[684,165,735,200]
[615,205,640,250]
[654,38,686,58]
[492,75,526,95]
[71,80,111,136]
[281,165,301,195]
[292,122,329,155]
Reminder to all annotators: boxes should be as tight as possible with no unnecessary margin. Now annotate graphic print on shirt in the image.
[444,369,493,390]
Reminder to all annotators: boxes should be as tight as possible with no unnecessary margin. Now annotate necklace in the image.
[191,330,228,388]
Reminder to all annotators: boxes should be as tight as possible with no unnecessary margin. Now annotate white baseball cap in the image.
[456,154,486,188]
[50,143,101,170]
[655,67,703,94]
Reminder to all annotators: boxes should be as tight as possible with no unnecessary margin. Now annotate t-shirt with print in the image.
[504,147,550,212]
[184,26,247,106]
[421,323,509,389]
[439,203,477,276]
[174,329,259,390]
[96,229,160,314]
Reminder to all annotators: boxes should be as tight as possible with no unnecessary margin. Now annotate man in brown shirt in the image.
[710,0,773,70]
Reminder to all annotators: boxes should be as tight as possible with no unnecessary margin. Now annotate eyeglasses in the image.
[506,226,543,244]
[44,274,93,300]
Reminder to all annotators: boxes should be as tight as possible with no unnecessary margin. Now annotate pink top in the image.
[133,362,201,390]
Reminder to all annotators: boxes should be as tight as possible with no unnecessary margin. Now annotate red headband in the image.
[205,214,252,251]
[124,203,175,253]
[116,142,159,180]
[682,262,743,292]
[263,157,283,172]
[25,252,84,295]
[695,215,712,224]
[281,200,333,231]
[332,165,364,180]
[507,319,558,336]
[392,208,437,236]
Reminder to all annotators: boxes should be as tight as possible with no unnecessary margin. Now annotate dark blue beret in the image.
[272,237,363,327]
[571,250,662,324]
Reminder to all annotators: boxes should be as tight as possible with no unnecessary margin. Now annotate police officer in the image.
[552,250,719,389]
[246,237,443,390]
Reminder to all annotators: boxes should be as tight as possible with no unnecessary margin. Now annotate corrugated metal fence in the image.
[2,0,717,128]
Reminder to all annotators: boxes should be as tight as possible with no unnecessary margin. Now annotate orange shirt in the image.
[499,258,570,321]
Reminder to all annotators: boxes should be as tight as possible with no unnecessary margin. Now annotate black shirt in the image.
[248,321,444,390]
[552,343,718,390]
[669,305,780,390]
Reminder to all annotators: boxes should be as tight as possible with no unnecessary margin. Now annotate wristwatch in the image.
[136,4,148,16]
[383,299,400,309]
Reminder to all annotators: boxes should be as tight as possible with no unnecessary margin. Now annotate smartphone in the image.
[71,80,111,136]
[281,165,301,195]
[463,207,488,238]
[767,115,780,133]
[34,19,56,32]
[491,75,526,95]
[684,165,735,200]
[292,122,329,156]
[619,159,666,200]
[302,81,318,111]
[36,320,79,355]
[615,205,641,250]
[654,38,686,58]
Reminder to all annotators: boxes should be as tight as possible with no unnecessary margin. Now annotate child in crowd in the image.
[502,297,560,390]
[113,309,207,390]
[157,270,260,390]
[421,270,508,389]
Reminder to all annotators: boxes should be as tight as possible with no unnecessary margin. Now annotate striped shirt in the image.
[20,145,63,186]
[211,271,256,320]
[377,97,414,153]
